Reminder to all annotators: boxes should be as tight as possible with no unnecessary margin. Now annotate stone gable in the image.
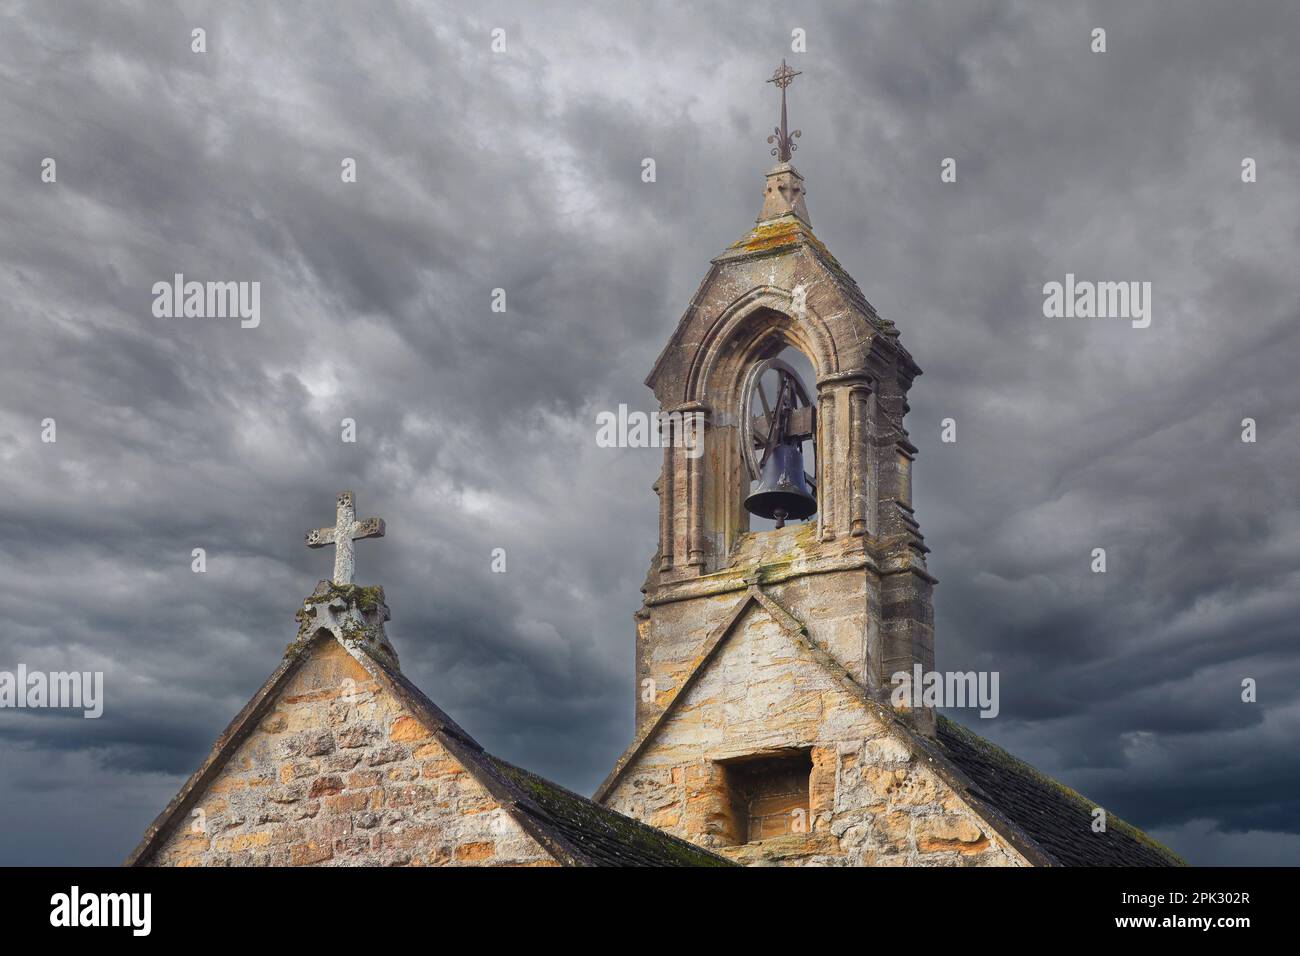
[603,599,1026,867]
[145,637,556,867]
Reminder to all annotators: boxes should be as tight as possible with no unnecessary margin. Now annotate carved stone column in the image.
[660,400,710,574]
[848,382,873,538]
[685,403,710,568]
[815,385,837,541]
[658,443,674,571]
[816,371,873,543]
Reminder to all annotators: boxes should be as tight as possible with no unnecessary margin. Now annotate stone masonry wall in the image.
[609,604,1025,867]
[638,526,917,736]
[147,638,556,866]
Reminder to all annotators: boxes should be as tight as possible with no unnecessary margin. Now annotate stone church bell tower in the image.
[587,60,982,865]
[634,61,935,738]
[590,63,973,864]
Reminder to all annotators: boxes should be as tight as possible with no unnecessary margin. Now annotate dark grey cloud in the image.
[1,0,1297,865]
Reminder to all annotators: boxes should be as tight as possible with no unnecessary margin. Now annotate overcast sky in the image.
[2,0,1298,866]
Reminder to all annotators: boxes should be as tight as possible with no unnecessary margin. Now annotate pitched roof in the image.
[379,662,731,867]
[645,212,919,393]
[595,586,1183,867]
[483,755,731,867]
[127,629,732,868]
[718,214,895,336]
[933,716,1185,867]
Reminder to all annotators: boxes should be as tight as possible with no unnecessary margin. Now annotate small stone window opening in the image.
[726,750,812,843]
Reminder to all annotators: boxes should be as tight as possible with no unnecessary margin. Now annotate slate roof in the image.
[378,662,731,867]
[127,629,732,868]
[484,756,732,867]
[933,716,1185,867]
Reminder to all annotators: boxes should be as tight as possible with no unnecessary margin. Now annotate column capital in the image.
[816,369,873,393]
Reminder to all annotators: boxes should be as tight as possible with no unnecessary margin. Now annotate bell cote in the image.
[643,159,926,582]
[632,62,936,734]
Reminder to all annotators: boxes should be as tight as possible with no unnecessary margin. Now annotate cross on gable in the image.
[305,490,385,585]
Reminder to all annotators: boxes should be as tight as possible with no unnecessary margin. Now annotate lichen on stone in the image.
[288,580,398,670]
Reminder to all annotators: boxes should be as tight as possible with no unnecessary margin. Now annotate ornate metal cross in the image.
[305,491,385,585]
[767,58,802,161]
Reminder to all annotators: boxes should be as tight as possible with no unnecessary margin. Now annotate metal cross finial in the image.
[305,491,385,585]
[766,58,802,161]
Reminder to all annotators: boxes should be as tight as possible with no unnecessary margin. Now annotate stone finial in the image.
[305,491,385,585]
[293,580,399,670]
[759,162,811,225]
[758,62,811,225]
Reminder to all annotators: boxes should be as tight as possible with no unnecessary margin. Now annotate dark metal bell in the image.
[745,443,817,527]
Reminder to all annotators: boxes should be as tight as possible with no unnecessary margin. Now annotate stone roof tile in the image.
[934,716,1185,867]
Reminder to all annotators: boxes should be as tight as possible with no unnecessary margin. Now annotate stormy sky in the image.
[2,0,1298,866]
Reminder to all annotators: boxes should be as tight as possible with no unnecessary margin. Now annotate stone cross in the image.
[305,491,385,585]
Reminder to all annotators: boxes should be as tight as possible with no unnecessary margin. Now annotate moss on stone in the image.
[303,582,386,613]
